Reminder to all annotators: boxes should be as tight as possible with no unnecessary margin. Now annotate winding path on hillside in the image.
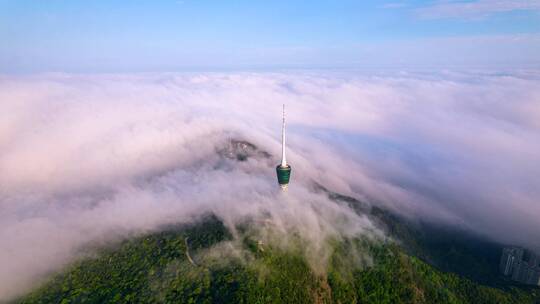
[184,237,198,267]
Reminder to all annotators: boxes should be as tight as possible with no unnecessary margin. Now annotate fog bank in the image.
[1,70,539,300]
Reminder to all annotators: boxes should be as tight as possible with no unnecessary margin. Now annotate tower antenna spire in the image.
[281,104,287,167]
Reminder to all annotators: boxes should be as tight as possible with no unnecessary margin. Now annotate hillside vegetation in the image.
[18,214,539,304]
[16,141,540,303]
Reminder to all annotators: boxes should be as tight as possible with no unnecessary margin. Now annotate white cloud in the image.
[381,2,408,9]
[416,0,540,19]
[0,71,539,300]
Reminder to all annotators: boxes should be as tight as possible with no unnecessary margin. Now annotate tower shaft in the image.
[281,104,287,167]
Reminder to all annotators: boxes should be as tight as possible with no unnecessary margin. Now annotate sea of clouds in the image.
[1,70,539,300]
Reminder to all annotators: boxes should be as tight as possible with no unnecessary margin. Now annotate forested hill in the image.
[16,140,540,303]
[18,212,539,304]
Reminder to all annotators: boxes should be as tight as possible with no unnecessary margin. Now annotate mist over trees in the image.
[1,71,539,300]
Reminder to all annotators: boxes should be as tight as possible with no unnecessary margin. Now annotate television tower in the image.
[276,104,291,190]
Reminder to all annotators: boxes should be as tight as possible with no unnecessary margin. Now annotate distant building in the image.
[500,246,540,286]
[500,247,522,275]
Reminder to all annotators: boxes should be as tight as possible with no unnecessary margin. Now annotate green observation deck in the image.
[276,165,291,186]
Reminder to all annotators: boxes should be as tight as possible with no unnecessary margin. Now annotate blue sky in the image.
[1,0,539,72]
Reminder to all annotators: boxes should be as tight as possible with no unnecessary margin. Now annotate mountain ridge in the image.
[14,139,540,303]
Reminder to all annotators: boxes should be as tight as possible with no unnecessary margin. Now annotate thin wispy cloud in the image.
[380,2,408,9]
[416,0,540,19]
